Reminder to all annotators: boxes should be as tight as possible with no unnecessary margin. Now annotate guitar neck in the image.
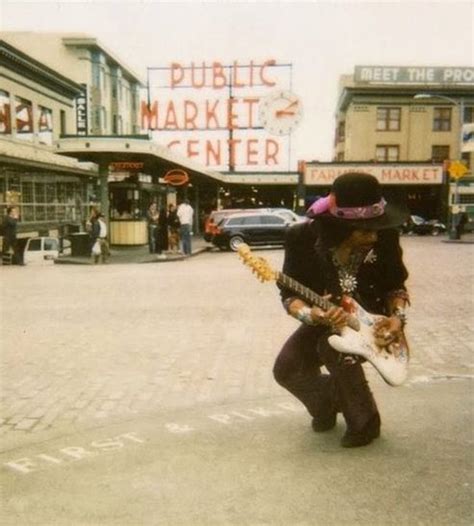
[275,271,359,331]
[276,272,334,310]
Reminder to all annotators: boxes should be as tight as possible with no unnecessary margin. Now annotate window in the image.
[15,97,33,140]
[433,107,451,131]
[38,106,53,145]
[336,152,345,162]
[431,145,450,162]
[0,90,11,134]
[44,239,58,251]
[60,110,66,136]
[28,239,42,251]
[242,215,261,225]
[261,215,285,225]
[375,145,400,162]
[464,107,474,124]
[337,121,345,141]
[377,107,401,131]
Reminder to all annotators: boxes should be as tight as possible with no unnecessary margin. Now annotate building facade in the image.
[332,66,474,221]
[2,32,143,136]
[0,39,97,244]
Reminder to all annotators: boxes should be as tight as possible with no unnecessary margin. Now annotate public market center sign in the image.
[141,60,299,171]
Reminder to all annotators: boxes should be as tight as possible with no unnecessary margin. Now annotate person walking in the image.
[156,205,169,258]
[177,199,194,256]
[2,206,20,265]
[147,202,159,254]
[96,213,110,263]
[89,210,101,264]
[273,173,410,448]
[167,203,180,253]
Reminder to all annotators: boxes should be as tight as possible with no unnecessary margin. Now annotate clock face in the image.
[258,90,303,136]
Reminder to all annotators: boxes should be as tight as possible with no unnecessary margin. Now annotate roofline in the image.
[337,82,474,113]
[62,36,145,86]
[0,39,84,98]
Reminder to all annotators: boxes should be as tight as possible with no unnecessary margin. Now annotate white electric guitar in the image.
[238,244,409,387]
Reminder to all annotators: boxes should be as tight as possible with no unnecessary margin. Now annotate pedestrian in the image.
[96,213,110,263]
[89,210,101,264]
[155,205,169,258]
[455,212,468,239]
[147,202,159,254]
[167,203,180,253]
[273,173,410,448]
[2,206,21,265]
[177,199,194,256]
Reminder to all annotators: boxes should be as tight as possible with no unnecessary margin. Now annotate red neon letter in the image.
[163,101,179,130]
[206,140,221,166]
[171,63,184,88]
[206,100,220,128]
[246,139,259,165]
[187,140,200,159]
[141,101,158,130]
[265,139,279,165]
[260,59,276,87]
[212,62,227,89]
[243,97,259,128]
[184,100,198,130]
[191,62,206,89]
[227,98,238,129]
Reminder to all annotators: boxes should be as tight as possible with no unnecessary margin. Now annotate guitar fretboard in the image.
[276,271,359,331]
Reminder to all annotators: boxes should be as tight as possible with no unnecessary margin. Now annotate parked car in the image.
[267,208,307,224]
[23,236,60,265]
[212,211,292,251]
[204,207,305,242]
[402,215,446,236]
[204,209,251,242]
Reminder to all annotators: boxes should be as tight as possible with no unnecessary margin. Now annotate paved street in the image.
[1,236,473,525]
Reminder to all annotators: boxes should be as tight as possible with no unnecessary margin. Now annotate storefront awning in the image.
[56,135,227,184]
[0,137,97,176]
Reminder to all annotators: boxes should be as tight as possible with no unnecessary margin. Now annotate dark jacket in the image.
[279,220,408,316]
[2,215,17,244]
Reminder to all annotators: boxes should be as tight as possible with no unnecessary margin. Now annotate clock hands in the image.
[276,110,296,117]
[275,100,299,118]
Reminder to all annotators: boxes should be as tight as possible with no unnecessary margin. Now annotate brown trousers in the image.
[273,323,379,433]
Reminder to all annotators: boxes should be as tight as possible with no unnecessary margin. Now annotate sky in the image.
[1,0,473,170]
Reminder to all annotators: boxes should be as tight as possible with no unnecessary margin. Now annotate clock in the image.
[258,90,303,136]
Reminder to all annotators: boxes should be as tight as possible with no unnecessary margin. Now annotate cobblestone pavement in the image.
[0,236,473,450]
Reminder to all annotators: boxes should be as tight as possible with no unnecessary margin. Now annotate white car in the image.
[23,237,61,265]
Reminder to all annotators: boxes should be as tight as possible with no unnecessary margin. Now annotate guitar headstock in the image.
[237,244,277,283]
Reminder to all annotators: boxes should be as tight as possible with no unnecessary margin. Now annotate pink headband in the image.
[307,194,386,219]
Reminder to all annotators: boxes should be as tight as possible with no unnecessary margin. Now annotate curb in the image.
[55,246,213,265]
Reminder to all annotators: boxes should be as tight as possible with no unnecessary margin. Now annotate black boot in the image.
[341,413,380,447]
[311,375,338,432]
[328,361,381,448]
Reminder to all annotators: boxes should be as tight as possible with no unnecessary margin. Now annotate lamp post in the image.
[414,93,465,239]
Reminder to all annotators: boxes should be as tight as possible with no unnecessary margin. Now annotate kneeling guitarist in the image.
[274,173,410,448]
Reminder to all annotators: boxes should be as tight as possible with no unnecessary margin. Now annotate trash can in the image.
[70,233,91,256]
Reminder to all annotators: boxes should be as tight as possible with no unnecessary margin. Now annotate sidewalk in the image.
[55,236,214,265]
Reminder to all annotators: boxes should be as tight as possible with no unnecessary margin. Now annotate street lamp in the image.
[413,93,465,239]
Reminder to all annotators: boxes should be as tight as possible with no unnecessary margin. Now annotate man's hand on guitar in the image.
[373,316,403,347]
[311,293,349,331]
[310,303,349,332]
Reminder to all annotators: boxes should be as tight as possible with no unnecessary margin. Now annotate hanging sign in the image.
[163,169,189,186]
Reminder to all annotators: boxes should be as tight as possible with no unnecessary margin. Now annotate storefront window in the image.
[38,106,53,145]
[0,90,11,135]
[35,182,46,203]
[0,171,89,224]
[46,182,56,202]
[15,97,33,140]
